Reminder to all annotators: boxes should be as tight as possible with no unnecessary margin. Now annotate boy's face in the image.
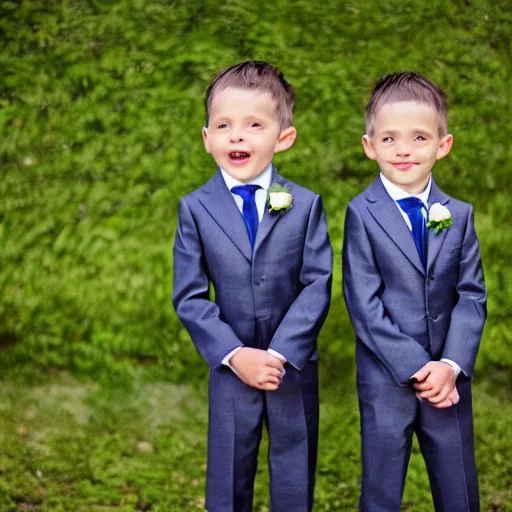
[362,101,453,194]
[202,87,296,183]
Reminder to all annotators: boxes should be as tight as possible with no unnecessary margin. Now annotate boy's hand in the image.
[427,386,460,409]
[230,347,284,391]
[412,361,457,404]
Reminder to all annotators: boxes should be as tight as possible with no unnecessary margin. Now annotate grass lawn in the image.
[0,366,510,511]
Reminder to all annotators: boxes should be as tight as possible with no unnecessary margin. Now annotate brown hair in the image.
[205,61,296,130]
[365,71,448,136]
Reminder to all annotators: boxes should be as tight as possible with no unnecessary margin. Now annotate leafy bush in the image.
[1,0,510,378]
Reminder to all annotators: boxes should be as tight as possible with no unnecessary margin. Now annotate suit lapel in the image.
[426,179,451,271]
[366,178,425,276]
[198,169,252,262]
[253,167,287,254]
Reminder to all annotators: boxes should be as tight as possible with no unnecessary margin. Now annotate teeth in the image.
[231,152,249,158]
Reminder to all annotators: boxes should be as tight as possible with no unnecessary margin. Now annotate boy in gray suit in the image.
[343,72,486,511]
[173,61,332,511]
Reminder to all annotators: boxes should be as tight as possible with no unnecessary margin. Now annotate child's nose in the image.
[230,129,243,142]
[395,142,411,156]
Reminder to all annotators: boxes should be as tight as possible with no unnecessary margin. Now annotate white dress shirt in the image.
[220,165,287,371]
[220,165,272,223]
[379,173,461,378]
[380,172,431,226]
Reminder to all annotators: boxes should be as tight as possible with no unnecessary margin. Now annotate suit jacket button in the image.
[254,279,261,285]
[429,315,438,321]
[428,273,435,281]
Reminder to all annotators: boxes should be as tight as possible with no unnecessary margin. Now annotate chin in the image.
[225,169,256,182]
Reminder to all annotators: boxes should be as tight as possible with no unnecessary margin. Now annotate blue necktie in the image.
[397,197,427,268]
[231,184,261,248]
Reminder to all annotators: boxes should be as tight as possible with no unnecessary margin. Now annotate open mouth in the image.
[229,151,250,164]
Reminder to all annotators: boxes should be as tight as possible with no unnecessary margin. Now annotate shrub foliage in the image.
[1,0,511,378]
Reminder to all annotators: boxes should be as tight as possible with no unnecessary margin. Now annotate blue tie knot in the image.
[231,184,262,248]
[231,184,261,200]
[396,196,425,215]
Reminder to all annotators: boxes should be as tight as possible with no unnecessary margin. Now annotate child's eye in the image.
[415,135,426,141]
[382,137,393,143]
[251,122,261,128]
[218,123,228,129]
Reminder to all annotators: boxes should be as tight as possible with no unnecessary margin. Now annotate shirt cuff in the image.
[268,349,287,377]
[222,346,243,367]
[440,358,461,378]
[267,349,287,363]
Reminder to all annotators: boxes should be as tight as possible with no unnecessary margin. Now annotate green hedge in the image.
[1,0,511,379]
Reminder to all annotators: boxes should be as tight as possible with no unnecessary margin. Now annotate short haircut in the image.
[365,71,448,136]
[205,61,296,130]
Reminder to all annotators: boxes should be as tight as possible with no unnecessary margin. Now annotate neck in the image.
[399,178,430,196]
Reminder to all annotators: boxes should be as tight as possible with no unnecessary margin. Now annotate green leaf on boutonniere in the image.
[427,217,453,235]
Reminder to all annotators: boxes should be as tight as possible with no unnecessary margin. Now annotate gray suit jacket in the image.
[173,168,332,371]
[342,177,487,386]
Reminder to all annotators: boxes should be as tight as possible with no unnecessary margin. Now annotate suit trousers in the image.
[357,377,479,512]
[205,321,319,512]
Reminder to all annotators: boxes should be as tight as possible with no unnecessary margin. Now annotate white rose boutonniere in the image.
[267,183,293,214]
[427,203,452,234]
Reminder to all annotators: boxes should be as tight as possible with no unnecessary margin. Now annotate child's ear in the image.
[202,126,211,153]
[275,126,297,153]
[362,134,377,160]
[436,133,453,160]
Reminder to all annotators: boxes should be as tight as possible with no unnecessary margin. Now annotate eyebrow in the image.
[379,128,435,136]
[211,113,269,123]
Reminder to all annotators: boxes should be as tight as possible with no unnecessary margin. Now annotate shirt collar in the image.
[380,172,431,206]
[220,164,273,192]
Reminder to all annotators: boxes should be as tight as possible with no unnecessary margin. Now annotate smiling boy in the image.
[173,61,332,512]
[343,72,486,511]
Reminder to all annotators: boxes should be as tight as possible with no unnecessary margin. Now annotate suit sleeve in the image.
[172,198,243,369]
[441,205,487,375]
[342,202,431,385]
[268,195,333,370]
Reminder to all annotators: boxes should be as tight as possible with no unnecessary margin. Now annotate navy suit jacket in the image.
[342,177,487,386]
[173,168,333,371]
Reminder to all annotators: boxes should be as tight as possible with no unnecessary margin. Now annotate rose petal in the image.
[269,192,292,208]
